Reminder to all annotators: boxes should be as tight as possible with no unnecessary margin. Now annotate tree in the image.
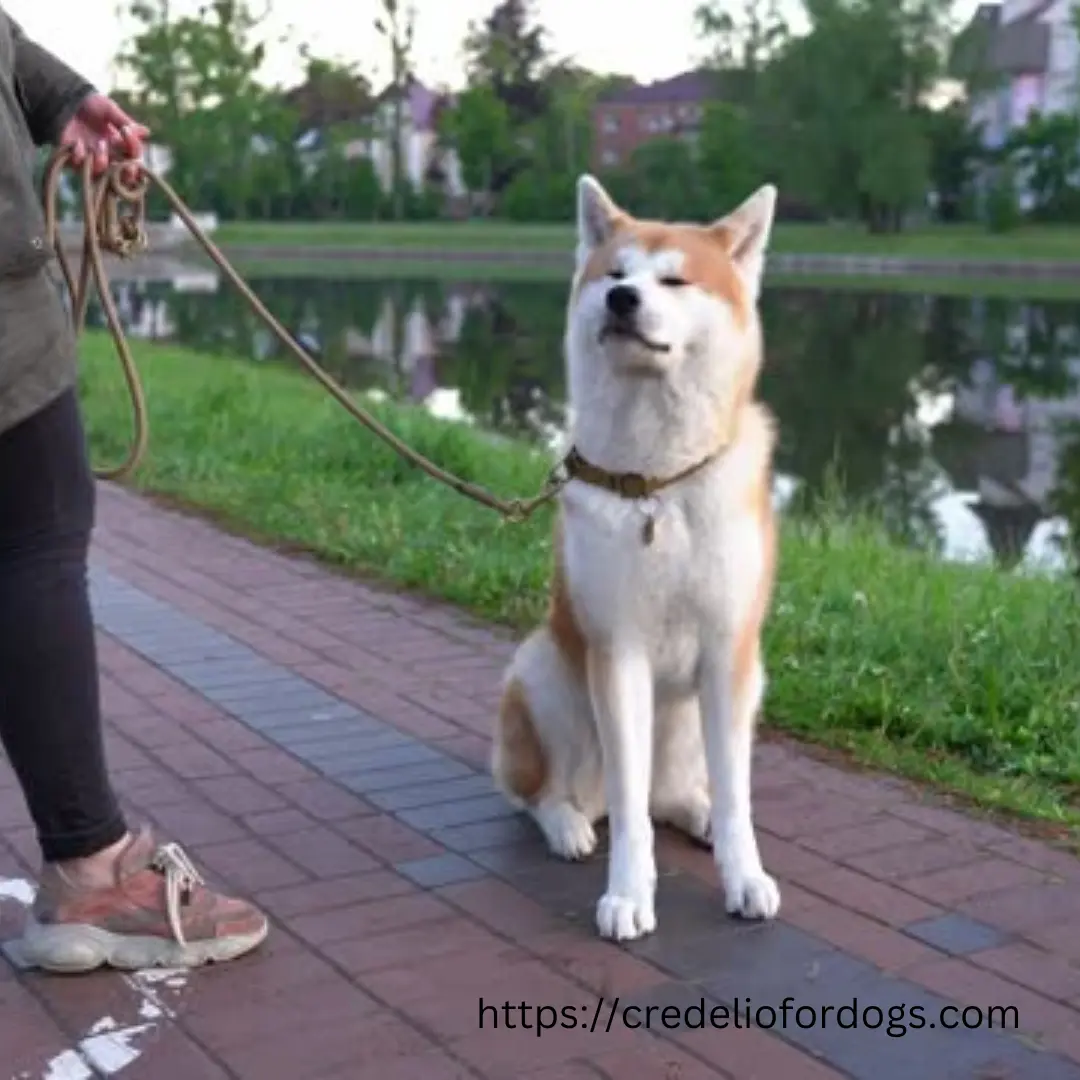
[439,85,516,201]
[502,62,608,216]
[696,102,760,210]
[374,0,417,220]
[1004,110,1080,222]
[694,0,788,104]
[759,0,955,231]
[286,52,378,220]
[463,0,552,126]
[603,137,704,220]
[247,96,303,219]
[289,49,373,130]
[925,102,982,222]
[115,0,280,217]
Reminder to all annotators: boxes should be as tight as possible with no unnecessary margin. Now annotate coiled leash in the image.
[41,148,567,520]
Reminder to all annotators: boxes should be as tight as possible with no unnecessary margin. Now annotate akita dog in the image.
[491,175,782,941]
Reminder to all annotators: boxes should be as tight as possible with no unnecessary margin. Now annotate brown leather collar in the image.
[560,445,721,500]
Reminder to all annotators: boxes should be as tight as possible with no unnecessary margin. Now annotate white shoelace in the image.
[150,842,205,947]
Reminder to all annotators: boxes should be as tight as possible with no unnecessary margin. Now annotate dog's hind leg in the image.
[651,696,711,847]
[492,638,602,861]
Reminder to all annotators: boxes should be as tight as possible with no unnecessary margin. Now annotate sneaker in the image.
[19,826,269,973]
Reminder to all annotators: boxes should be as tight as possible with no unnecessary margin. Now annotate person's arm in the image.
[8,15,95,146]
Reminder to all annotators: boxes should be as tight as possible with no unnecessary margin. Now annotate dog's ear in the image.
[709,185,777,300]
[576,175,624,265]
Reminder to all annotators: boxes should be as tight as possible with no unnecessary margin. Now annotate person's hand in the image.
[58,93,150,179]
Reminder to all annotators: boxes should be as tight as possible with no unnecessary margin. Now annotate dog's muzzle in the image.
[599,318,671,354]
[598,283,671,354]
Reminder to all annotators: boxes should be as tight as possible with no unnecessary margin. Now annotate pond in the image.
[83,268,1080,574]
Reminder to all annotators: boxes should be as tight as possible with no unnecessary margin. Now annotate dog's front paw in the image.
[596,889,656,941]
[724,868,781,920]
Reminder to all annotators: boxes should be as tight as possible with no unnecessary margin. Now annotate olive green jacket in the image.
[0,3,94,436]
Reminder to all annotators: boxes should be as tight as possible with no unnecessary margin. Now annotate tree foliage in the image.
[463,0,552,126]
[439,85,516,197]
[754,0,955,231]
[109,0,1080,230]
[116,0,283,217]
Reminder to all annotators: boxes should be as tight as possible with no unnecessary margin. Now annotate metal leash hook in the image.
[39,146,565,524]
[97,167,151,259]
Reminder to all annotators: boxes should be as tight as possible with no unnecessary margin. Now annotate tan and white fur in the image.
[492,175,781,941]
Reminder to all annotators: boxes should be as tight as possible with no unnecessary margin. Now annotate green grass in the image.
[79,332,1080,835]
[211,219,1080,263]
[214,220,575,251]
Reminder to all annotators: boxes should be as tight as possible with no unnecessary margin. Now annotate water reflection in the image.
[83,270,1080,573]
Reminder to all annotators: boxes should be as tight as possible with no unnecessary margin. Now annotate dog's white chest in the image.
[561,482,740,649]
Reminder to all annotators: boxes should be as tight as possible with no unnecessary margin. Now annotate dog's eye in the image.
[607,268,626,280]
[660,275,688,287]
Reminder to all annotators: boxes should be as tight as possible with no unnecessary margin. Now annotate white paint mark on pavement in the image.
[0,880,193,1080]
[39,1051,93,1080]
[0,878,36,906]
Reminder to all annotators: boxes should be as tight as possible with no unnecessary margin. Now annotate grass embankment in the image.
[213,219,1080,263]
[229,256,1080,300]
[79,332,1080,833]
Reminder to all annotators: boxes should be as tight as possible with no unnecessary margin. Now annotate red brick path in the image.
[0,484,1078,1079]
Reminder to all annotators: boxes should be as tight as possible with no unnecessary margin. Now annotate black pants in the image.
[0,388,127,862]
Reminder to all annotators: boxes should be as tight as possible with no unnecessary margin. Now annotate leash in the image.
[40,147,566,521]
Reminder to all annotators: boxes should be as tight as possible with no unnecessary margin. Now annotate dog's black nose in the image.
[606,284,641,319]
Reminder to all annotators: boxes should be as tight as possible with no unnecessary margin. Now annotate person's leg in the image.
[0,387,129,864]
[0,388,268,972]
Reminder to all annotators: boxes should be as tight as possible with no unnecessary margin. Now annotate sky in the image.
[5,0,986,97]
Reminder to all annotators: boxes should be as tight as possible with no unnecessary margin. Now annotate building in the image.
[360,77,465,198]
[962,0,1080,150]
[590,70,715,171]
[291,75,466,199]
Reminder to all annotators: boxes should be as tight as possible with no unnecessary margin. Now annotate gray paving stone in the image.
[431,816,540,854]
[944,1052,1080,1080]
[253,702,369,730]
[167,659,287,690]
[366,774,497,812]
[636,911,835,983]
[686,942,1072,1080]
[396,793,519,832]
[904,913,1012,956]
[315,742,444,778]
[394,853,489,888]
[283,730,415,761]
[263,717,396,747]
[292,746,427,777]
[468,839,565,879]
[202,677,319,706]
[336,758,476,794]
[494,857,609,921]
[224,686,342,721]
[139,642,255,665]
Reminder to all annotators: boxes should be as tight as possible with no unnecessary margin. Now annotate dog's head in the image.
[566,175,776,384]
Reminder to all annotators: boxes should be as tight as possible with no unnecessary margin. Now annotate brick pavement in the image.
[1,484,1079,1079]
